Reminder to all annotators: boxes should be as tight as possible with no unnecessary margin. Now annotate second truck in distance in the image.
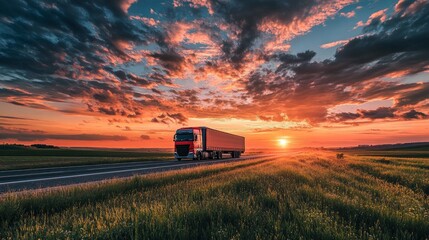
[174,127,245,161]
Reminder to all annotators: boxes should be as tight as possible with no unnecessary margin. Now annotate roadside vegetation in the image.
[0,148,172,170]
[0,150,428,239]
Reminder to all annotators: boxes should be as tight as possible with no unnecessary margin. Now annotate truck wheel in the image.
[176,158,182,161]
[216,151,220,159]
[212,152,216,159]
[197,152,202,160]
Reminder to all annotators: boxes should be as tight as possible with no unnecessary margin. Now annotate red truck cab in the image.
[174,127,202,160]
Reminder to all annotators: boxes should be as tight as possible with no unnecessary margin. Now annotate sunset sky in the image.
[1,0,428,149]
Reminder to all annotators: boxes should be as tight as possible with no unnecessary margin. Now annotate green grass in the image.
[0,149,172,170]
[0,151,428,239]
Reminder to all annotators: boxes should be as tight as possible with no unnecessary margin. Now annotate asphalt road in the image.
[0,154,271,193]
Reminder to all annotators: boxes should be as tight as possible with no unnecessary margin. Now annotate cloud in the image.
[149,49,186,76]
[395,0,427,15]
[340,10,355,18]
[401,109,427,120]
[0,115,34,120]
[394,83,429,107]
[1,0,428,130]
[151,112,188,125]
[130,16,159,26]
[238,2,429,123]
[140,134,151,140]
[330,107,428,122]
[358,107,396,119]
[0,88,32,97]
[0,0,149,77]
[320,40,349,49]
[354,8,388,29]
[0,0,172,118]
[176,0,353,67]
[330,112,361,122]
[257,113,289,122]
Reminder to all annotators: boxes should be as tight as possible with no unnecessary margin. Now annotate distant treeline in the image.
[337,142,429,150]
[0,143,59,150]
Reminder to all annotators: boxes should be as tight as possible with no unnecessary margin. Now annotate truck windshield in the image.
[174,134,194,141]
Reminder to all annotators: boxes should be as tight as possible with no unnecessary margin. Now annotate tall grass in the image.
[0,151,428,239]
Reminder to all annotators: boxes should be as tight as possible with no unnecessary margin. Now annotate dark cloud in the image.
[330,112,361,122]
[140,134,151,140]
[0,0,169,118]
[147,72,173,85]
[333,3,429,78]
[127,74,152,87]
[1,76,156,117]
[113,70,128,81]
[358,107,396,119]
[245,73,267,96]
[330,108,428,122]
[171,89,199,105]
[98,107,118,116]
[1,0,428,128]
[330,107,395,122]
[151,88,162,95]
[0,88,32,97]
[394,0,415,12]
[0,115,33,120]
[151,112,188,125]
[203,0,333,66]
[0,0,150,77]
[241,2,429,123]
[395,83,429,107]
[149,49,186,75]
[401,109,427,120]
[111,70,153,87]
[274,50,316,71]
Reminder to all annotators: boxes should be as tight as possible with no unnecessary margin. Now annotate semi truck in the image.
[174,127,245,161]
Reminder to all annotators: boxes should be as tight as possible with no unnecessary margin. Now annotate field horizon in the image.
[2,140,429,151]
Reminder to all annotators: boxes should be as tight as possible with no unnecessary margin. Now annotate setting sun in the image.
[278,139,289,148]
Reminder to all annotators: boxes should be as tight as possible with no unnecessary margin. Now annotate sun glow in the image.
[278,138,289,148]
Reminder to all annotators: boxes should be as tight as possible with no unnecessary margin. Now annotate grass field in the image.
[0,149,172,170]
[0,150,428,239]
[342,149,429,159]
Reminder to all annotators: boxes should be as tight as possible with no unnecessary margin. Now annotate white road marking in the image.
[0,161,175,179]
[0,159,165,174]
[0,162,196,185]
[0,155,274,186]
[0,170,68,179]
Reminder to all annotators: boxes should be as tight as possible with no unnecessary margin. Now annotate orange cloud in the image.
[355,8,388,29]
[321,40,349,49]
